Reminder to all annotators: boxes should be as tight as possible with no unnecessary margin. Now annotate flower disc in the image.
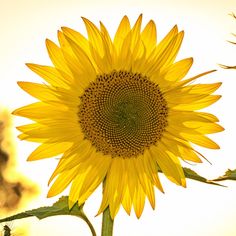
[79,70,168,158]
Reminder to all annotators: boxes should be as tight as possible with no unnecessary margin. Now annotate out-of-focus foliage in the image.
[0,110,38,212]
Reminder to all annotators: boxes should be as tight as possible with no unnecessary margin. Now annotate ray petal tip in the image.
[47,190,53,198]
[57,30,62,36]
[45,38,50,44]
[149,19,155,25]
[173,24,178,31]
[17,81,25,87]
[81,16,90,24]
[179,30,185,36]
[27,156,36,162]
[121,15,129,23]
[61,26,68,32]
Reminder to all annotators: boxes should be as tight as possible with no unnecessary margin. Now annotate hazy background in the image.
[1,0,236,235]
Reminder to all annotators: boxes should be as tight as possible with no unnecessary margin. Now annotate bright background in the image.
[1,0,236,235]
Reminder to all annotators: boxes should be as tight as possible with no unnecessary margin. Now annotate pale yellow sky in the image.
[1,0,236,235]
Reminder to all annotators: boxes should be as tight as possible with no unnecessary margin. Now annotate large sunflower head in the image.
[13,14,223,219]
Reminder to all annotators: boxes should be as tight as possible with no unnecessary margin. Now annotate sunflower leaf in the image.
[183,167,226,186]
[212,169,236,181]
[0,196,96,236]
[157,166,226,186]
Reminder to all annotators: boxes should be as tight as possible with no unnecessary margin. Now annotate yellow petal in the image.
[178,70,216,87]
[63,35,97,83]
[58,31,92,81]
[197,112,219,122]
[134,157,152,206]
[17,122,81,141]
[57,30,75,56]
[45,39,72,75]
[116,32,132,70]
[97,181,109,216]
[48,140,93,183]
[178,146,202,163]
[168,110,219,124]
[82,17,104,56]
[121,187,132,215]
[131,14,143,50]
[28,141,72,161]
[100,22,113,52]
[164,58,193,82]
[69,169,89,208]
[150,143,185,186]
[155,25,178,54]
[133,185,145,218]
[17,133,47,142]
[47,167,78,197]
[184,122,224,134]
[136,164,155,209]
[100,21,114,69]
[132,14,142,35]
[26,63,71,88]
[144,31,183,75]
[165,91,209,104]
[126,159,138,207]
[161,136,202,163]
[105,158,125,219]
[78,152,111,204]
[182,133,220,149]
[58,31,94,84]
[114,16,131,52]
[145,25,178,65]
[67,149,98,206]
[172,95,221,110]
[17,82,58,101]
[12,102,67,120]
[61,26,91,56]
[161,31,184,68]
[144,151,164,192]
[181,82,222,95]
[141,20,157,55]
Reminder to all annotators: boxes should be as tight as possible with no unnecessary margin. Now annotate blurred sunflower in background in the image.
[13,15,223,219]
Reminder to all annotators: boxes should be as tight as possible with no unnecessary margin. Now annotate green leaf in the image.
[212,169,236,181]
[183,167,226,187]
[0,196,96,236]
[157,165,226,187]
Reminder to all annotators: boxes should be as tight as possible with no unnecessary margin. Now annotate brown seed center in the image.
[78,70,168,158]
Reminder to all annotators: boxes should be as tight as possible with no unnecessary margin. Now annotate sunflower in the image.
[13,15,223,219]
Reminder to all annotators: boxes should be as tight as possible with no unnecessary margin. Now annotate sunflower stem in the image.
[82,213,97,236]
[101,206,114,236]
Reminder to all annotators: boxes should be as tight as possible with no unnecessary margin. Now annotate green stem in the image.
[101,206,114,236]
[80,213,96,236]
